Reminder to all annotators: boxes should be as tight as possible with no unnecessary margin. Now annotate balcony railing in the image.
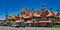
[54,19,60,23]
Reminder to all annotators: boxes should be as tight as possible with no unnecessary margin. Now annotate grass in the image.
[53,25,60,28]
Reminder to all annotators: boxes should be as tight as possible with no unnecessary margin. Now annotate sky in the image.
[0,0,60,20]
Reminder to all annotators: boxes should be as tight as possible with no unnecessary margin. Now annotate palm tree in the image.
[49,8,55,27]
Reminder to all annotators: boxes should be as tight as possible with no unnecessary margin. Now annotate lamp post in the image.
[32,19,36,27]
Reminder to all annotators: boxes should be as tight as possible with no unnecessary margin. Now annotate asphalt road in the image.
[0,27,60,30]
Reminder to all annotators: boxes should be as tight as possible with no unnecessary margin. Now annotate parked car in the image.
[11,24,20,28]
[0,23,8,26]
[10,23,25,28]
[19,23,25,27]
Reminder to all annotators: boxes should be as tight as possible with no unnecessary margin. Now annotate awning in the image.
[38,20,51,23]
[24,17,30,18]
[15,20,22,22]
[24,21,32,23]
[33,14,40,17]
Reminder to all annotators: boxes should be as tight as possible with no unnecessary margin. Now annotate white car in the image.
[11,24,20,28]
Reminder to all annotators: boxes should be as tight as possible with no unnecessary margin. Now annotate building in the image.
[4,4,60,27]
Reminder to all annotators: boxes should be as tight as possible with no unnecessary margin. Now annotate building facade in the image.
[4,4,60,27]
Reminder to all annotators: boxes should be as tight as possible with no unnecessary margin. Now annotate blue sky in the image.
[0,0,60,20]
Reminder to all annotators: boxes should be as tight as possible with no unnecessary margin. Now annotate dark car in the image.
[0,23,8,26]
[19,23,25,27]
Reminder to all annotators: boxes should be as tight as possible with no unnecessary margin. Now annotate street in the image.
[0,26,60,30]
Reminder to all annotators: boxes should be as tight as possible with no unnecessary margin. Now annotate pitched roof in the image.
[21,8,26,12]
[8,16,15,19]
[33,12,41,17]
[46,11,54,17]
[45,10,49,15]
[14,16,21,20]
[54,12,59,17]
